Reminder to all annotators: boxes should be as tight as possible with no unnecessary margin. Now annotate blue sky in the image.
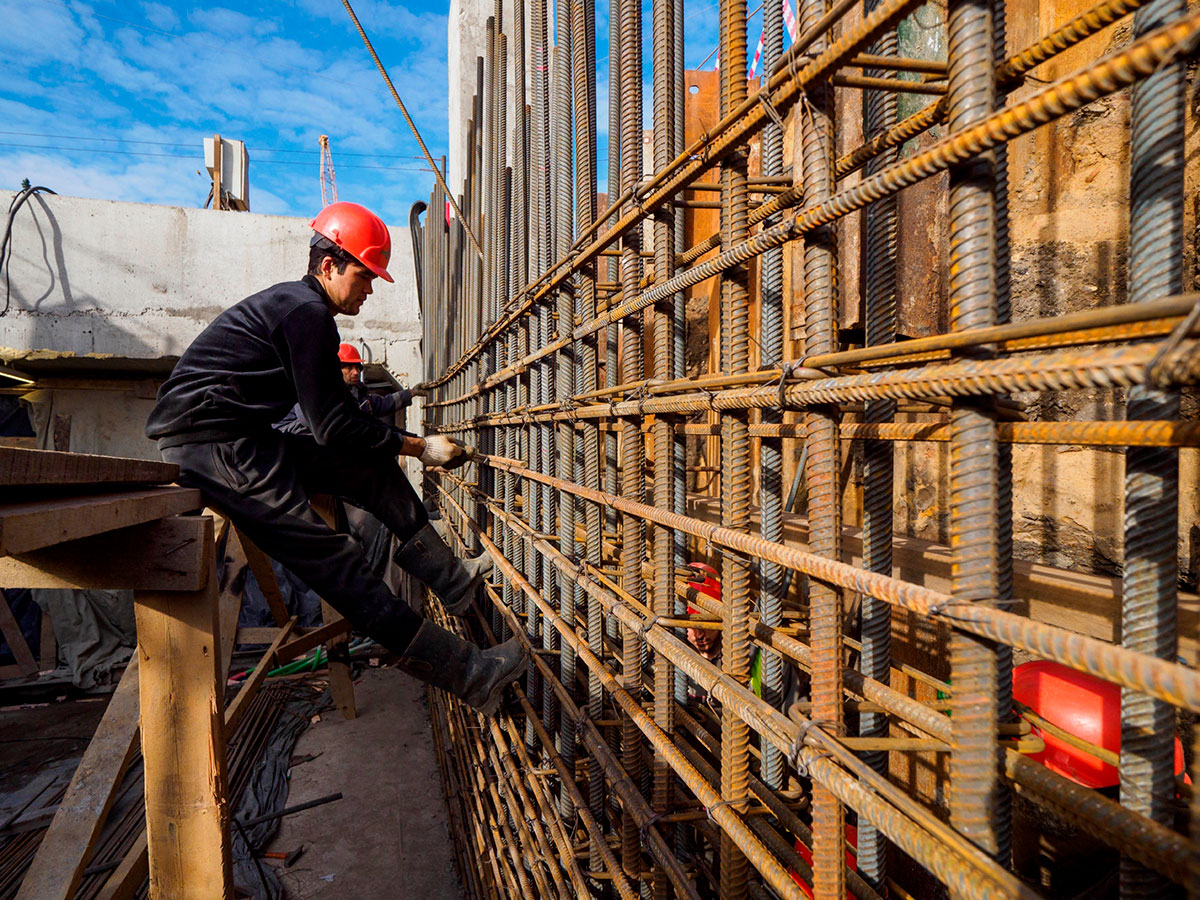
[1,0,763,225]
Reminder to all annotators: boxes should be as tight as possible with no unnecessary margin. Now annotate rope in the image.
[341,0,484,261]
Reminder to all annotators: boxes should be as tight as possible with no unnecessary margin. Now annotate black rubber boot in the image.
[393,522,493,616]
[395,620,527,715]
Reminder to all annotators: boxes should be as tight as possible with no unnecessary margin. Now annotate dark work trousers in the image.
[161,431,428,652]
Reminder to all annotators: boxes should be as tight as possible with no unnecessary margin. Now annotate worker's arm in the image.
[274,302,408,455]
[364,388,413,418]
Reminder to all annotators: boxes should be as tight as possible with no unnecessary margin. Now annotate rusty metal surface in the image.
[412,0,1200,896]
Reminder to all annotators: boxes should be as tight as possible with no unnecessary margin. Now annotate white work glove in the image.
[419,435,474,469]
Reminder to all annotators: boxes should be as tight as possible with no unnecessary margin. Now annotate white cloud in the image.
[140,1,178,31]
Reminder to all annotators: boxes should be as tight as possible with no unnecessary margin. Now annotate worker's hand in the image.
[419,435,474,469]
[409,385,429,398]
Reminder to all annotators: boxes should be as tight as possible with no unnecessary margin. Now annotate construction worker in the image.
[145,201,525,715]
[275,342,423,435]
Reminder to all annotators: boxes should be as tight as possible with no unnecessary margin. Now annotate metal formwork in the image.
[414,0,1200,896]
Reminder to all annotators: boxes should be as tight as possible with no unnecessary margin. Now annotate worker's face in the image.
[687,626,722,660]
[341,363,363,386]
[321,257,375,316]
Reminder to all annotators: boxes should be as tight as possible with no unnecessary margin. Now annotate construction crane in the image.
[319,134,337,207]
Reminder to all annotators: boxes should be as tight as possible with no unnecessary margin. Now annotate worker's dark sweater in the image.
[146,276,407,456]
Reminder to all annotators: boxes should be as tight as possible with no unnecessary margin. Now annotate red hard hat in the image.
[684,562,721,615]
[1013,660,1187,789]
[337,343,363,365]
[311,201,394,283]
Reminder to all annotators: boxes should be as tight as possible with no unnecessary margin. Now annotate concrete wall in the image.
[1,192,425,461]
[1,192,422,379]
[447,0,533,191]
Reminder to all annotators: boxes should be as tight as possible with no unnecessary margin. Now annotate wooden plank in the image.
[14,660,141,900]
[224,617,297,737]
[235,625,317,645]
[233,528,291,627]
[38,608,55,671]
[133,517,233,900]
[209,514,241,679]
[0,447,178,488]
[0,591,38,675]
[274,618,351,664]
[309,495,355,720]
[0,517,211,591]
[0,487,202,556]
[320,600,357,720]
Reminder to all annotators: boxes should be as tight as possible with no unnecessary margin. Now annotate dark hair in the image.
[307,238,358,276]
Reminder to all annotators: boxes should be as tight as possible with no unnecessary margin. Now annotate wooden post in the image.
[134,516,233,900]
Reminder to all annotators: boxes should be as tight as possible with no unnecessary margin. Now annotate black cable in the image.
[232,816,276,900]
[1,185,56,318]
[409,201,427,310]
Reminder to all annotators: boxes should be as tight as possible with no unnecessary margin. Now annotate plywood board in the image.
[0,487,202,556]
[0,516,211,590]
[0,448,177,487]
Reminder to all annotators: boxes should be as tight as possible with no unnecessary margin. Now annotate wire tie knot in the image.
[1145,292,1200,389]
[759,90,786,133]
[638,811,664,843]
[637,614,661,638]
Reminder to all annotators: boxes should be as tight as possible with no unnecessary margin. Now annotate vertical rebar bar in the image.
[617,0,647,883]
[1120,0,1185,895]
[858,0,899,889]
[758,0,787,794]
[945,0,1009,881]
[651,1,679,897]
[572,0,604,872]
[553,0,578,821]
[718,2,752,899]
[796,0,845,895]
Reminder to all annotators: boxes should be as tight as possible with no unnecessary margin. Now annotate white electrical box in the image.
[203,137,250,211]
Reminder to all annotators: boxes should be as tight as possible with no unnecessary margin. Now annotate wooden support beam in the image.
[14,660,141,900]
[320,599,357,720]
[209,514,242,679]
[0,517,211,591]
[235,625,317,645]
[38,608,55,671]
[0,447,178,487]
[0,590,38,675]
[233,528,291,627]
[273,616,351,664]
[134,514,233,900]
[97,614,296,900]
[224,617,297,737]
[0,487,202,555]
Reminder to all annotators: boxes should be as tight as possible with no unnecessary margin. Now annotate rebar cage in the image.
[414,0,1200,895]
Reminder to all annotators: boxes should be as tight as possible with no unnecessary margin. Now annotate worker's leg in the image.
[285,434,428,541]
[161,437,523,713]
[163,436,423,650]
[288,436,492,616]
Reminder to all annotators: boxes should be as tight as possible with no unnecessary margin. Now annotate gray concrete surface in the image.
[447,0,532,189]
[1,192,422,384]
[266,667,465,900]
[2,191,426,464]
